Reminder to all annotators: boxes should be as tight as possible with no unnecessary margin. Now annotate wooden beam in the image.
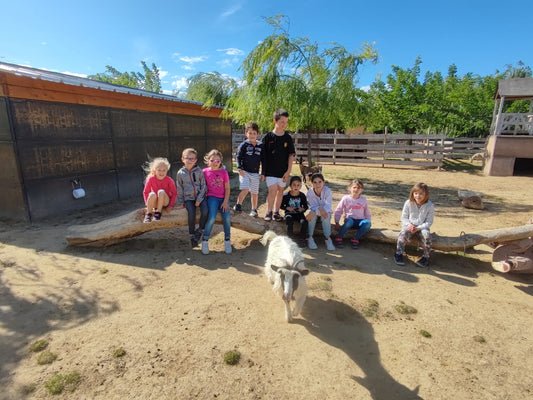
[66,207,533,251]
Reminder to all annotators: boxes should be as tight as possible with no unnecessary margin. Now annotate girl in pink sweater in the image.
[334,179,372,249]
[142,157,177,223]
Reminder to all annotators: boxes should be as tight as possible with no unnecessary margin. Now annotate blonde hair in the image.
[409,182,429,204]
[204,149,223,165]
[143,157,170,178]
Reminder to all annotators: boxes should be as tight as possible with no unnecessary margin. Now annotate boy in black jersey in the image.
[261,108,295,221]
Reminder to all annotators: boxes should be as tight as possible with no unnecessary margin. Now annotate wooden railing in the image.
[232,132,488,169]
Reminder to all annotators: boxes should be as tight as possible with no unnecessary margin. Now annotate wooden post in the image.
[381,127,388,168]
[333,128,338,165]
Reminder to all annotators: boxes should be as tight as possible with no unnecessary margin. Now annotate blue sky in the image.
[1,0,531,95]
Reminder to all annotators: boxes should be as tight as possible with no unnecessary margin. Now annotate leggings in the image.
[396,228,432,258]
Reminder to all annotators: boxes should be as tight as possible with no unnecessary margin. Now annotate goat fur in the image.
[297,156,323,183]
[260,230,309,322]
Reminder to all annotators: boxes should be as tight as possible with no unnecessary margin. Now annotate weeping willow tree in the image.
[224,15,378,162]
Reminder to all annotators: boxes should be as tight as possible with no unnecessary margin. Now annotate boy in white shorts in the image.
[234,122,263,217]
[261,109,295,221]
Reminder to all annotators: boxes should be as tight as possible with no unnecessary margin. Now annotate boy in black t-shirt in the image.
[261,108,295,221]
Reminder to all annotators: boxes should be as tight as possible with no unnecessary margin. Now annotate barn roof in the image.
[495,78,533,100]
[0,61,218,108]
[0,61,223,118]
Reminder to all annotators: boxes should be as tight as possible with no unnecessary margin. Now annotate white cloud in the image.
[182,65,194,71]
[172,77,188,91]
[217,48,244,56]
[220,3,243,18]
[179,56,207,64]
[217,59,234,68]
[62,71,88,78]
[158,69,168,79]
[41,41,47,46]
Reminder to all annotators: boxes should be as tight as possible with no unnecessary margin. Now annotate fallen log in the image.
[66,208,533,252]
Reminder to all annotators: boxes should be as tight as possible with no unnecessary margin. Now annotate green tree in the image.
[89,61,162,93]
[186,72,236,106]
[225,15,378,142]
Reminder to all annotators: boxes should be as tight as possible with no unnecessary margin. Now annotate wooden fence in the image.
[232,132,487,169]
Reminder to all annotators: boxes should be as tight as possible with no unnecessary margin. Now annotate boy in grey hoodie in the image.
[176,148,208,247]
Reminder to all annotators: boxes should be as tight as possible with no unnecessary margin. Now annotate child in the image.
[280,176,308,246]
[201,149,231,255]
[176,148,208,247]
[261,108,295,222]
[142,157,177,223]
[394,182,434,268]
[306,173,335,251]
[334,179,372,249]
[234,121,263,217]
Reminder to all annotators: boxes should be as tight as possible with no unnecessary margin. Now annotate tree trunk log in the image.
[66,208,533,251]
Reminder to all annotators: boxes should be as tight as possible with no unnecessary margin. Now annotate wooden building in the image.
[484,78,533,176]
[0,62,231,220]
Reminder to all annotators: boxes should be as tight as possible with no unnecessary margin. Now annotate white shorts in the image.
[266,176,287,189]
[239,171,260,194]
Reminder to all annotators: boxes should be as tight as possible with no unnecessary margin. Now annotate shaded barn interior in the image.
[484,78,533,176]
[0,62,232,220]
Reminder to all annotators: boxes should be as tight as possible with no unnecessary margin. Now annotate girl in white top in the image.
[305,173,335,251]
[394,182,435,268]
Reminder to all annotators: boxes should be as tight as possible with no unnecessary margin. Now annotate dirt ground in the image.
[1,161,532,400]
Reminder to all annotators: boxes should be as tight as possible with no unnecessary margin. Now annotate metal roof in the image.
[495,78,533,100]
[0,61,221,108]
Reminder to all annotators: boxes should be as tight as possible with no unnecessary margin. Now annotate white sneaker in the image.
[491,261,510,273]
[307,237,318,250]
[201,240,209,255]
[224,240,232,254]
[325,237,335,251]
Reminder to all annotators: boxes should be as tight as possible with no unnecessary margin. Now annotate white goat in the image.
[260,230,309,322]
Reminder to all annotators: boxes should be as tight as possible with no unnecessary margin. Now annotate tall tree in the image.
[89,61,162,93]
[186,72,236,106]
[225,15,378,134]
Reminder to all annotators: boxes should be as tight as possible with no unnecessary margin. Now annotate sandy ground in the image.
[1,161,533,400]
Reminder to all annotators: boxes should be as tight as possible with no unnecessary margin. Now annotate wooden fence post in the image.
[381,127,388,168]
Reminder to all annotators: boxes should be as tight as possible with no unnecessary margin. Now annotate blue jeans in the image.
[308,215,332,237]
[337,218,371,240]
[203,196,231,241]
[184,199,208,234]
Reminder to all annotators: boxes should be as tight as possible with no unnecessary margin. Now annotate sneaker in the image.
[394,252,405,266]
[143,213,152,223]
[350,238,360,249]
[249,209,258,218]
[273,212,283,222]
[334,237,344,248]
[325,237,335,251]
[307,237,318,250]
[201,240,209,255]
[233,203,242,213]
[264,211,273,221]
[194,228,203,243]
[492,260,511,273]
[153,211,162,221]
[415,256,429,268]
[224,240,232,254]
[190,235,198,248]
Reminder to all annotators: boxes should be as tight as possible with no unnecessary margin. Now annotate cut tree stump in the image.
[458,190,484,210]
[66,208,533,252]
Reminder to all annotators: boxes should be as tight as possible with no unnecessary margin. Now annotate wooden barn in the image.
[0,62,232,221]
[484,78,533,176]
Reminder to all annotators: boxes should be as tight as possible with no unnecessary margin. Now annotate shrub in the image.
[224,350,241,365]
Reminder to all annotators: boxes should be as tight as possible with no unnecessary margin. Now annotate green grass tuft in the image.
[44,372,81,395]
[395,302,418,315]
[419,329,432,338]
[29,339,48,352]
[224,350,241,365]
[363,299,379,317]
[113,347,126,357]
[473,335,486,343]
[36,350,57,365]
